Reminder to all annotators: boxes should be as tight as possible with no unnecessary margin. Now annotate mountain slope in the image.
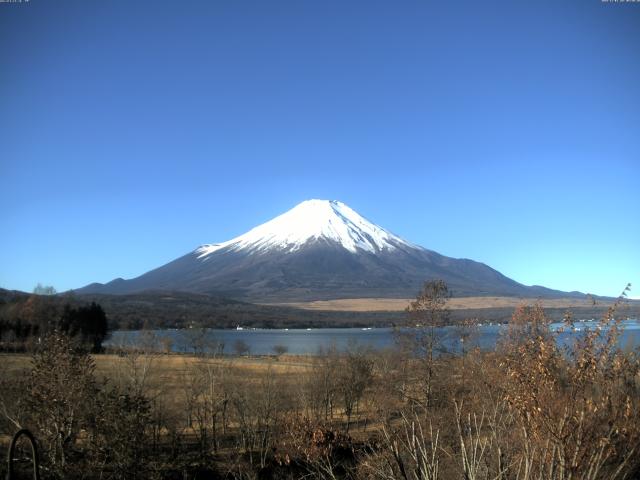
[76,200,581,301]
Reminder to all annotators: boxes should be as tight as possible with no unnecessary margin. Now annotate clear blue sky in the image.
[1,0,638,298]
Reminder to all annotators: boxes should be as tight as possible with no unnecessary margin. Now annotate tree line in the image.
[0,292,108,353]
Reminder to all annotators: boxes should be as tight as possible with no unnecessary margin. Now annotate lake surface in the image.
[106,319,640,355]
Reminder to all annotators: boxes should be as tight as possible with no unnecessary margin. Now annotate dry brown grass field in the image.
[268,295,617,311]
[0,352,315,423]
[0,352,314,376]
[0,352,323,459]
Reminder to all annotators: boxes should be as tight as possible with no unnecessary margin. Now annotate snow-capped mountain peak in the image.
[77,200,575,301]
[77,200,578,301]
[195,199,414,258]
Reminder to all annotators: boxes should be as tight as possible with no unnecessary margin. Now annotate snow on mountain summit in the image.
[195,199,414,258]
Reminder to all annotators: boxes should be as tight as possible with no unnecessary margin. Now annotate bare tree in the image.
[337,342,374,432]
[498,287,640,480]
[233,339,250,357]
[272,344,288,359]
[110,329,159,397]
[403,279,450,410]
[23,332,98,476]
[309,344,340,421]
[362,410,441,480]
[191,339,231,455]
[229,367,285,468]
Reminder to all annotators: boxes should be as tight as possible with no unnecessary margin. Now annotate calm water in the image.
[106,319,640,355]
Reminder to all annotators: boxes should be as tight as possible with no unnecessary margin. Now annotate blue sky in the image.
[1,0,638,298]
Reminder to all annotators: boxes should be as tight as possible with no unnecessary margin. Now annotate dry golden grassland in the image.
[0,352,318,444]
[0,352,314,373]
[0,352,314,405]
[268,295,615,311]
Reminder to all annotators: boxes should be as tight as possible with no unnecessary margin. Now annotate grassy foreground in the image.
[1,301,640,479]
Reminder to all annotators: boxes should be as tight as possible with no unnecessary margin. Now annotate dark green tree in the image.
[58,302,108,352]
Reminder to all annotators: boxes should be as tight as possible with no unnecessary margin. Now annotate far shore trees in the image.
[0,295,109,353]
[33,283,57,295]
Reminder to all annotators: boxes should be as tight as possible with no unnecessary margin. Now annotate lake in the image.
[105,319,640,355]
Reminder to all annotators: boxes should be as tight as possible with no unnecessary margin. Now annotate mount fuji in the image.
[77,200,577,301]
